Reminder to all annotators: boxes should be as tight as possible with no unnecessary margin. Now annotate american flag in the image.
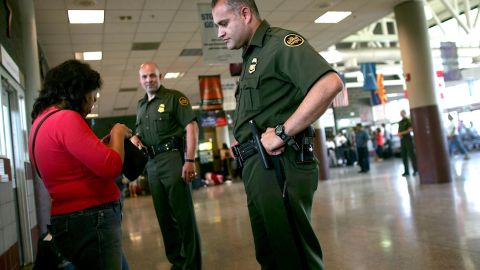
[332,74,349,107]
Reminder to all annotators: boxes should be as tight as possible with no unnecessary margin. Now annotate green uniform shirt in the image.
[135,85,196,146]
[234,20,334,143]
[398,117,412,139]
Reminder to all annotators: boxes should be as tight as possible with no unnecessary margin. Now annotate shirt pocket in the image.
[154,112,172,134]
[239,76,261,112]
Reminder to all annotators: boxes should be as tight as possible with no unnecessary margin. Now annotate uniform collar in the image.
[243,20,270,56]
[139,85,165,104]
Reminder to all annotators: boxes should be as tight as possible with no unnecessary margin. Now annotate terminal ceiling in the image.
[33,0,472,117]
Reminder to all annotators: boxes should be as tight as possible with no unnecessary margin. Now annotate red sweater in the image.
[29,107,122,215]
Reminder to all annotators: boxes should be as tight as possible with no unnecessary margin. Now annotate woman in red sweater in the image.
[29,60,132,269]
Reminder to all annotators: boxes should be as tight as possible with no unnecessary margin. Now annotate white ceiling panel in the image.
[69,24,104,34]
[71,34,103,44]
[105,10,143,23]
[104,23,137,34]
[136,22,170,33]
[36,23,69,35]
[65,0,106,9]
[38,34,71,45]
[106,0,145,10]
[143,0,182,10]
[140,10,176,23]
[174,10,200,23]
[134,32,165,42]
[168,22,199,33]
[104,33,135,43]
[34,0,66,10]
[35,10,69,23]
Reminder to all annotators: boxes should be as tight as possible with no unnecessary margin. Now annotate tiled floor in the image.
[122,152,480,270]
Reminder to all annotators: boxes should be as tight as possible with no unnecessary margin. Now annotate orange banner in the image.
[199,75,223,110]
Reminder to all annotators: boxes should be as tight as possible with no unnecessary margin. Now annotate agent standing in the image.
[212,1,343,269]
[131,62,201,270]
[397,109,418,176]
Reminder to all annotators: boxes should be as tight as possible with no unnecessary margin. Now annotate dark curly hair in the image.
[31,59,102,121]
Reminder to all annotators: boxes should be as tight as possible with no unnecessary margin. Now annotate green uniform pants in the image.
[146,151,201,270]
[400,137,417,174]
[242,147,324,270]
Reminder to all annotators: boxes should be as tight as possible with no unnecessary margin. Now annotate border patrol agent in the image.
[131,62,202,270]
[398,109,418,176]
[212,1,344,269]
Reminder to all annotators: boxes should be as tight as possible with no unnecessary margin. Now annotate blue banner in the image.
[360,63,378,90]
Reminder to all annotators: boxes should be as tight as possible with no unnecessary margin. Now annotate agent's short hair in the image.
[31,59,102,120]
[211,0,261,19]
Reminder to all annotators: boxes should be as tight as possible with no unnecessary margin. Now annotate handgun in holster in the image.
[231,120,271,169]
[294,126,315,164]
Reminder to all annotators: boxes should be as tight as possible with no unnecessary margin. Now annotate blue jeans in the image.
[48,201,129,270]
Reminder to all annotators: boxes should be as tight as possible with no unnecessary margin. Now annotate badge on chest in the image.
[158,104,165,113]
[249,58,258,74]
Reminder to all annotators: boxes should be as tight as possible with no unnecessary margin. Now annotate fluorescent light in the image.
[96,92,100,98]
[68,10,104,24]
[75,51,102,61]
[315,11,352,24]
[86,113,98,118]
[164,72,184,79]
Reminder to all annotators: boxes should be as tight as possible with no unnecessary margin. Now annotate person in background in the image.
[334,131,348,166]
[355,123,370,173]
[447,114,470,160]
[29,59,131,269]
[211,0,344,268]
[220,143,233,180]
[397,110,418,176]
[130,61,202,270]
[375,127,384,161]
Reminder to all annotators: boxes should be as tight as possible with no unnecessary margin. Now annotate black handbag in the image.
[122,138,148,181]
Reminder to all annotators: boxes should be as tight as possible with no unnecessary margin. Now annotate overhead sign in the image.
[197,3,242,64]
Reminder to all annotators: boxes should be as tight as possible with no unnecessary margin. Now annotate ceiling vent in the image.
[113,107,128,111]
[73,0,97,7]
[180,48,203,56]
[131,42,160,51]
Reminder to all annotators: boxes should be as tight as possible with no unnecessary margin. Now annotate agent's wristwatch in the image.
[275,124,299,150]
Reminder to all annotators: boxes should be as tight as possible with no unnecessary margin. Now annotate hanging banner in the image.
[199,75,223,110]
[360,63,378,91]
[197,3,242,64]
[440,42,462,82]
[372,74,388,105]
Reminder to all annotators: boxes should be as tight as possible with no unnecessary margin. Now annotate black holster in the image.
[294,126,315,164]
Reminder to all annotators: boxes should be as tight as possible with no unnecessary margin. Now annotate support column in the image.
[394,0,452,184]
[19,0,48,264]
[313,119,329,180]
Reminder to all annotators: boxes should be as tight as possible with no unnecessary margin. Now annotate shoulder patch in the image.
[179,97,189,106]
[284,33,304,47]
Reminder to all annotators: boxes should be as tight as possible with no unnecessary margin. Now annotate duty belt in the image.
[146,138,182,158]
[231,139,258,168]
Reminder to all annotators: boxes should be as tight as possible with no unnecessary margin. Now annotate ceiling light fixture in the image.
[75,51,102,61]
[315,11,352,24]
[164,72,184,79]
[68,10,104,24]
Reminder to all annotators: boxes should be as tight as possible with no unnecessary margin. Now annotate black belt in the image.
[146,139,181,158]
[232,139,258,168]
